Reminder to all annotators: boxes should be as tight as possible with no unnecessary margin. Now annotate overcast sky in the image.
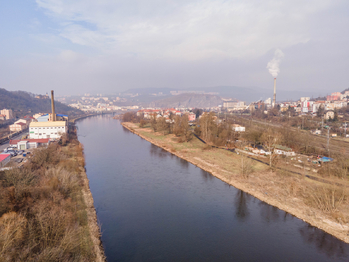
[0,0,348,97]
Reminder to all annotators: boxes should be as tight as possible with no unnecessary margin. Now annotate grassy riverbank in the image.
[122,122,349,244]
[0,126,105,261]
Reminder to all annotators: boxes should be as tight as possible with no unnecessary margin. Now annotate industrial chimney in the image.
[272,78,276,107]
[51,90,56,122]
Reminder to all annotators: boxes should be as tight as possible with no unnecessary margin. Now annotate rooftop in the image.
[29,121,66,127]
[0,154,11,162]
[10,138,50,144]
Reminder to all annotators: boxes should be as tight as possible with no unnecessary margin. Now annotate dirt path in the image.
[122,122,349,244]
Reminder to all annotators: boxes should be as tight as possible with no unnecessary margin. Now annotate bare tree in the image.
[261,128,281,168]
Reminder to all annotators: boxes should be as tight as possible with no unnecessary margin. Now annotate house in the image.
[188,113,196,121]
[10,139,50,150]
[9,122,27,132]
[0,114,6,121]
[324,110,335,120]
[232,124,245,132]
[14,119,30,127]
[274,145,296,156]
[0,154,11,167]
[310,129,321,135]
[29,121,67,139]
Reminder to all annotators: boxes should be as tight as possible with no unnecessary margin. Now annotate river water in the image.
[77,115,349,262]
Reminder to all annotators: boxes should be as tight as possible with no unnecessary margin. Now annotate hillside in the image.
[149,93,223,108]
[0,88,83,117]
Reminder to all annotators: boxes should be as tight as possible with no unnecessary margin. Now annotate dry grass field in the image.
[0,128,104,261]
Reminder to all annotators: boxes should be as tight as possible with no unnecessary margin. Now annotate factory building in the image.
[29,121,67,139]
[28,90,68,140]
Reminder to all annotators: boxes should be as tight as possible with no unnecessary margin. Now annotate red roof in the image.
[10,139,50,145]
[0,154,10,162]
[16,122,26,126]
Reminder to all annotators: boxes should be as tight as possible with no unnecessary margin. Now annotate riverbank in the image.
[122,122,349,244]
[0,126,105,260]
[77,144,106,262]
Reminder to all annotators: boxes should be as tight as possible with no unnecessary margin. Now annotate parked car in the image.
[9,151,17,157]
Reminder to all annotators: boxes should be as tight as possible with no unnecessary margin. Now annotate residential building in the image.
[0,109,13,120]
[0,114,6,121]
[300,97,310,102]
[0,154,11,167]
[324,110,335,120]
[232,124,245,132]
[29,121,67,139]
[310,129,322,135]
[326,92,341,101]
[274,145,296,156]
[9,122,27,132]
[188,113,196,121]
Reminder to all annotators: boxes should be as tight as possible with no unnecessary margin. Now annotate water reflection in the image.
[150,144,168,158]
[299,224,348,258]
[234,190,250,221]
[177,158,189,169]
[258,201,281,223]
[122,126,132,134]
[200,169,214,181]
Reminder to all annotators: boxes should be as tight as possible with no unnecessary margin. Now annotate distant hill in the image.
[149,93,223,108]
[0,88,83,118]
[122,86,322,103]
[122,87,173,95]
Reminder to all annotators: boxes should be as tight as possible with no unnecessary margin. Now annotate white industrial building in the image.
[10,139,50,150]
[29,121,67,139]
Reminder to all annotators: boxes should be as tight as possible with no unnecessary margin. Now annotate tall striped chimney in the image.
[51,90,56,121]
[272,78,276,107]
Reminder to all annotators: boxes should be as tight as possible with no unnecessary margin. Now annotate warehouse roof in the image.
[29,121,66,127]
[0,154,11,162]
[10,139,50,145]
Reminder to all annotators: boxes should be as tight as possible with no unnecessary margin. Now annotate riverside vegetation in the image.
[122,111,349,243]
[0,126,104,261]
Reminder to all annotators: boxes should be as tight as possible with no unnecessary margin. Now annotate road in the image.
[0,132,28,152]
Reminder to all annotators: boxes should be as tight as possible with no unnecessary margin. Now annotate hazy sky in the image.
[0,0,348,97]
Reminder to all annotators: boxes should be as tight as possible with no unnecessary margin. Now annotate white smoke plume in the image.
[267,49,284,78]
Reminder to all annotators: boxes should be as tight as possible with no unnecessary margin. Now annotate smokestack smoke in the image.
[267,49,284,78]
[273,78,276,107]
[51,90,56,122]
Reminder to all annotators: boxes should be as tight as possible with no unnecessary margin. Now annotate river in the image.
[77,115,349,262]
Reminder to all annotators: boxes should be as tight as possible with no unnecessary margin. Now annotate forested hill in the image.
[0,88,83,117]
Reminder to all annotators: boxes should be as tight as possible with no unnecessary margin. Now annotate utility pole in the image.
[327,128,330,152]
[344,122,347,137]
[321,116,324,135]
